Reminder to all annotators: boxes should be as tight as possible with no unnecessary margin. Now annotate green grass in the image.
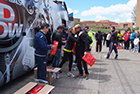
[92,29,110,33]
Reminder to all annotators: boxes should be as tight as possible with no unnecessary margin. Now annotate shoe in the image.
[67,72,75,77]
[56,72,60,79]
[115,55,118,59]
[82,67,84,71]
[34,79,48,84]
[85,74,89,80]
[75,74,83,79]
[73,67,78,71]
[73,62,77,66]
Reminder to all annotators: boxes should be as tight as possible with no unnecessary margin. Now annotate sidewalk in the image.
[52,43,140,94]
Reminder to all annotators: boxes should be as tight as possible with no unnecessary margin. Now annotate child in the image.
[133,36,139,53]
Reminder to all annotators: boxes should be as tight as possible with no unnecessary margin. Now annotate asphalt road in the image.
[0,43,140,94]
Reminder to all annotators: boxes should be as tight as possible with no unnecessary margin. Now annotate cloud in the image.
[126,18,132,22]
[95,15,107,20]
[114,18,120,23]
[67,7,78,14]
[81,0,137,16]
[119,12,132,18]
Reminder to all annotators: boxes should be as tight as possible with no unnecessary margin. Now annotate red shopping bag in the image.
[27,86,44,94]
[82,52,96,67]
[73,42,76,55]
[117,46,122,49]
[51,41,59,55]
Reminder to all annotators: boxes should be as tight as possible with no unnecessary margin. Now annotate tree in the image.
[132,5,137,23]
[74,22,82,26]
[92,24,96,28]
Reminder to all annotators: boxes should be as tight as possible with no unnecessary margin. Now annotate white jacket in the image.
[134,38,139,45]
[106,33,111,40]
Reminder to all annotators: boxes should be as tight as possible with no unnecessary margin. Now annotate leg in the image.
[76,52,83,75]
[68,52,73,72]
[59,51,68,68]
[107,42,113,58]
[99,40,102,52]
[113,45,118,59]
[82,60,89,74]
[52,49,61,67]
[36,56,47,80]
[96,41,98,52]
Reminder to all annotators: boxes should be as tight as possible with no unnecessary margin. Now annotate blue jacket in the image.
[130,32,136,40]
[35,30,52,57]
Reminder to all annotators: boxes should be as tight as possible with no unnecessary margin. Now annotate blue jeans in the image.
[35,56,47,80]
[130,39,134,49]
[134,45,138,52]
[52,49,61,67]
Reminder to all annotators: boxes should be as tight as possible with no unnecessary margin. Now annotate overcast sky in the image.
[64,0,137,23]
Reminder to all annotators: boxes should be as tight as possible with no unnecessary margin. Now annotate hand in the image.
[63,41,67,44]
[84,51,88,56]
[79,31,83,36]
[50,44,55,49]
[89,46,92,49]
[114,43,116,46]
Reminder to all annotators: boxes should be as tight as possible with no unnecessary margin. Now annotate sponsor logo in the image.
[0,1,23,39]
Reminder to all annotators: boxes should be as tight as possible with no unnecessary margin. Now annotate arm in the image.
[88,32,94,47]
[81,33,89,52]
[69,35,77,42]
[37,36,52,50]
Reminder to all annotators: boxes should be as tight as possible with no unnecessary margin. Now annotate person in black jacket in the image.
[95,28,103,52]
[59,27,77,77]
[52,26,66,67]
[75,24,89,80]
[106,26,118,59]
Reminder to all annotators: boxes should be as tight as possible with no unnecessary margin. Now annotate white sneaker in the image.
[56,72,60,79]
[67,72,75,77]
[73,67,78,71]
[73,62,77,66]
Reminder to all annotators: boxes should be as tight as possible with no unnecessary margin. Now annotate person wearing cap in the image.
[35,23,55,80]
[75,24,89,80]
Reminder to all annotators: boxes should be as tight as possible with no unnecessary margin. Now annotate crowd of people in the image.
[34,23,140,82]
[95,28,140,54]
[34,23,94,81]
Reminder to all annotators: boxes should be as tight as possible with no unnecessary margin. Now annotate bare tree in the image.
[132,5,137,23]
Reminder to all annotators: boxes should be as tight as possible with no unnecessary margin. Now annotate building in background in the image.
[74,19,133,29]
[81,20,119,29]
[74,18,80,23]
[119,23,134,28]
[136,0,140,27]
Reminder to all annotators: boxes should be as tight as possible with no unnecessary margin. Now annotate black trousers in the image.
[96,40,102,52]
[124,40,129,49]
[107,42,118,58]
[59,51,73,71]
[76,52,89,75]
[106,40,110,47]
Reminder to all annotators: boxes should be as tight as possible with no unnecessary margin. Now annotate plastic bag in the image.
[51,41,59,55]
[82,52,96,67]
[117,46,122,49]
[27,86,44,94]
[73,42,76,55]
